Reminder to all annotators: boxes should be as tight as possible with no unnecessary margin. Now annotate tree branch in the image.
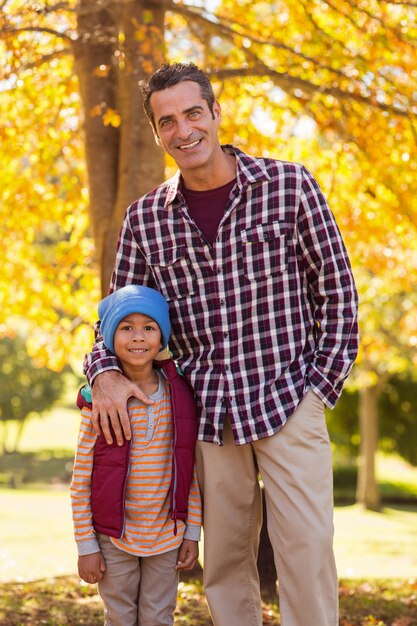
[329,0,416,49]
[382,0,417,6]
[170,1,353,81]
[0,24,73,42]
[0,47,71,81]
[211,65,415,119]
[300,0,369,65]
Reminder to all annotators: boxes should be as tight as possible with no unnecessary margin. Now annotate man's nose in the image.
[176,118,192,139]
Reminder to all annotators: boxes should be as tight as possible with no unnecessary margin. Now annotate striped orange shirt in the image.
[70,373,201,556]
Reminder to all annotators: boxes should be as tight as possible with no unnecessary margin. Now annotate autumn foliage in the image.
[1,1,416,379]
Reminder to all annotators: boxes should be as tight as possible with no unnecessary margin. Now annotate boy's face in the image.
[113,313,162,369]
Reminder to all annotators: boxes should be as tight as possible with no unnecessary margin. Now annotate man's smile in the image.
[177,138,202,150]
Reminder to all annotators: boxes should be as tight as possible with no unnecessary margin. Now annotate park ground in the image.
[0,400,417,625]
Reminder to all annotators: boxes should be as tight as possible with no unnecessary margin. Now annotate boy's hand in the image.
[175,539,199,571]
[78,552,106,584]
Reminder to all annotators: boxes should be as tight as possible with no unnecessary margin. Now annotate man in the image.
[85,62,359,626]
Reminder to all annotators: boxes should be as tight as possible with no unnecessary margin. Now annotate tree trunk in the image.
[1,421,10,455]
[12,417,27,453]
[106,0,165,292]
[73,0,166,295]
[356,384,381,511]
[73,0,120,294]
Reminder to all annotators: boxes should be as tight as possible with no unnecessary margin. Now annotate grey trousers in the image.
[195,389,338,626]
[97,534,178,626]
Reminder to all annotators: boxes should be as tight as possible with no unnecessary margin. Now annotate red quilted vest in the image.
[76,359,198,538]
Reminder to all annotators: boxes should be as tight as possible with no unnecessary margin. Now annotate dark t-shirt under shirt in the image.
[182,178,237,246]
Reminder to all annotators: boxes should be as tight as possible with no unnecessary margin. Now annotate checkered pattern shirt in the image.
[85,145,358,445]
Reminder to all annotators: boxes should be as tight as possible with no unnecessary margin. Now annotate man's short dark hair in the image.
[142,62,216,131]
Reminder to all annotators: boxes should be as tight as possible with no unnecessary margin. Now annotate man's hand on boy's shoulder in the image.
[91,370,155,446]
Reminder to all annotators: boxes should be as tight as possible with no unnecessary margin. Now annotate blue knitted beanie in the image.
[98,285,170,354]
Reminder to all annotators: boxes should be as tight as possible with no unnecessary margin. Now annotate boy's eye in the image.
[144,325,156,331]
[120,324,132,331]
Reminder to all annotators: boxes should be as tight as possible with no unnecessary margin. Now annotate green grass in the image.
[333,454,417,503]
[4,405,80,454]
[0,400,79,488]
[334,504,417,579]
[1,487,417,584]
[0,488,75,582]
[378,454,417,500]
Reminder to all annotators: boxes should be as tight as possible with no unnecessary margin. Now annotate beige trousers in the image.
[97,534,178,626]
[195,389,338,626]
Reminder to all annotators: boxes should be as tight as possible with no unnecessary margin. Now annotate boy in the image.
[70,285,201,626]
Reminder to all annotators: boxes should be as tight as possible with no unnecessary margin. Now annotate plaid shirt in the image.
[85,145,358,445]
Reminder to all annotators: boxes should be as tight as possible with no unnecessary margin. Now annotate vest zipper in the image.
[170,376,179,535]
[120,438,132,537]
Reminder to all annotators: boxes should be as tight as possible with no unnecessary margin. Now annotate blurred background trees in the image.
[1,0,416,509]
[0,335,64,454]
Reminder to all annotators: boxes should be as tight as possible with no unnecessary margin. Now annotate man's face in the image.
[150,81,221,174]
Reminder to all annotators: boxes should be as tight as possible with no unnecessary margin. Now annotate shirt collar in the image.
[163,145,271,208]
[164,170,182,208]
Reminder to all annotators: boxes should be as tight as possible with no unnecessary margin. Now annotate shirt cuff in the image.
[76,537,100,556]
[308,367,344,409]
[184,523,201,542]
[88,364,123,387]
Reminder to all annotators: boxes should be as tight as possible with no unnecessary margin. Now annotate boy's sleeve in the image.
[184,466,202,541]
[70,408,100,555]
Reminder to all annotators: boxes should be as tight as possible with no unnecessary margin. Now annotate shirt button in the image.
[223,332,228,338]
[220,299,225,305]
[217,267,222,274]
[263,233,270,240]
[225,364,230,370]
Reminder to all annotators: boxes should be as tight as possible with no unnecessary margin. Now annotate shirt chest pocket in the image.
[240,222,288,281]
[146,245,196,301]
